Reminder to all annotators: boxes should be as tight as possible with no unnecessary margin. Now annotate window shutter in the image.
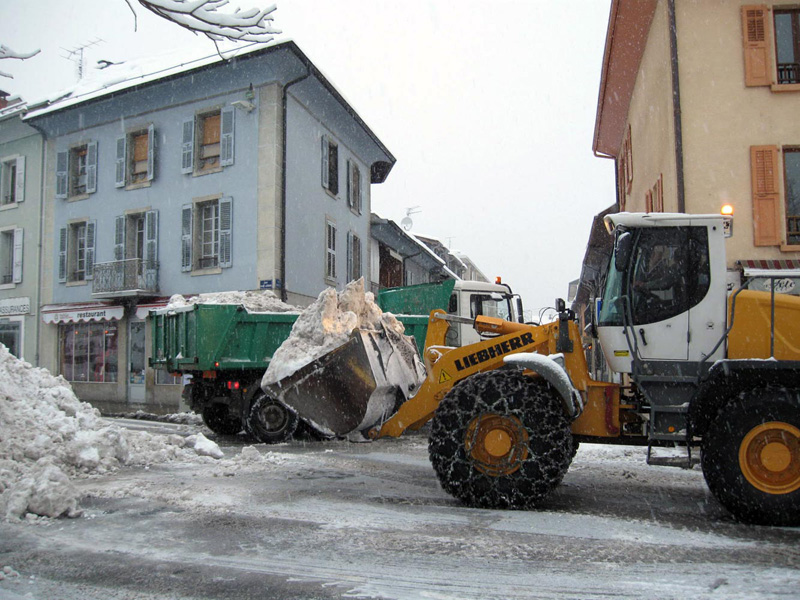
[12,228,22,284]
[146,124,155,181]
[114,215,126,260]
[145,210,158,265]
[56,150,68,199]
[347,231,353,281]
[742,5,772,87]
[181,204,193,271]
[750,145,782,246]
[181,119,195,174]
[220,106,235,167]
[115,136,127,188]
[219,197,233,268]
[85,220,96,279]
[347,160,353,209]
[15,156,24,203]
[86,141,98,194]
[356,167,362,214]
[321,136,329,189]
[58,227,67,282]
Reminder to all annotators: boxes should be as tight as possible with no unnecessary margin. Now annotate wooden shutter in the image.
[219,197,232,268]
[751,145,782,246]
[321,136,329,189]
[56,150,68,199]
[12,228,22,284]
[742,5,772,87]
[346,231,353,281]
[145,210,158,264]
[114,215,126,260]
[220,107,235,166]
[146,124,155,181]
[58,227,67,282]
[14,156,24,203]
[86,142,98,194]
[85,220,96,279]
[115,136,127,188]
[181,204,193,271]
[645,190,653,213]
[181,119,195,174]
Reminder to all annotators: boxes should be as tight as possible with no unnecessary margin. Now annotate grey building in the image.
[25,42,395,413]
[0,94,44,365]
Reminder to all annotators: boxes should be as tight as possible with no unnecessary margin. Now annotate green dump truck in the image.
[150,279,523,442]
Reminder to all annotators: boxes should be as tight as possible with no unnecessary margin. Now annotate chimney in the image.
[0,90,9,110]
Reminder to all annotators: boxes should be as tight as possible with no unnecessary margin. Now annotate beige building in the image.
[575,0,800,377]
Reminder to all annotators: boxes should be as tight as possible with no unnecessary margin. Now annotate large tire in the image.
[246,392,299,444]
[701,387,800,526]
[201,404,242,436]
[429,370,574,509]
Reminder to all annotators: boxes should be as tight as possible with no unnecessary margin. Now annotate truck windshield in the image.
[469,294,512,320]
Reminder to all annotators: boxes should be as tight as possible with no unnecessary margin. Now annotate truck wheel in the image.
[201,404,243,436]
[429,370,573,509]
[701,387,800,526]
[246,393,298,444]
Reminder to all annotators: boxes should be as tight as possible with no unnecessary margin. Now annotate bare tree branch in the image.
[0,44,41,79]
[137,1,280,43]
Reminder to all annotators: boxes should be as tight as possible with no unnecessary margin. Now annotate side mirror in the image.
[614,231,633,272]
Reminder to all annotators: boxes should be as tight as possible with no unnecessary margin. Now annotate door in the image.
[128,320,146,402]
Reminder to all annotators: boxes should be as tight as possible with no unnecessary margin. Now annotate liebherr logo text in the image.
[454,332,535,371]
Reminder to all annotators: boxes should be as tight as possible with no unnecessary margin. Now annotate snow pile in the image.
[0,346,224,521]
[262,278,407,385]
[166,289,298,313]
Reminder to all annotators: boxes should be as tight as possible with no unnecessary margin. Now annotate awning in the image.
[41,302,125,324]
[135,298,170,320]
[738,260,800,295]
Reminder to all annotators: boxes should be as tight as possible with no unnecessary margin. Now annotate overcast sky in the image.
[0,0,616,317]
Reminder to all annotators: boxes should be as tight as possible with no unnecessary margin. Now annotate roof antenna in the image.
[60,38,104,81]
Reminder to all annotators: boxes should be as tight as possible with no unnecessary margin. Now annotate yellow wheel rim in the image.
[465,414,529,477]
[739,421,800,495]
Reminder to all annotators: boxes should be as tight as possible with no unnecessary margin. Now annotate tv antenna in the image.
[401,206,422,231]
[61,38,104,81]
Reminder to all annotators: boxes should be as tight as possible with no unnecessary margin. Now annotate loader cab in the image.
[596,213,730,374]
[446,280,522,346]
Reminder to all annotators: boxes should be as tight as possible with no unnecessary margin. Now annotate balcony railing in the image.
[778,62,800,84]
[92,258,158,297]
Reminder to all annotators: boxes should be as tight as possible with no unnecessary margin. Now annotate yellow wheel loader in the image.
[264,212,800,526]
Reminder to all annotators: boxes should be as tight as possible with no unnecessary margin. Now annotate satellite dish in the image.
[401,216,413,231]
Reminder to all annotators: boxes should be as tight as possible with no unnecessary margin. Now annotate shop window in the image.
[321,136,339,195]
[181,197,232,272]
[181,107,234,175]
[60,322,118,383]
[1,156,24,205]
[115,125,155,187]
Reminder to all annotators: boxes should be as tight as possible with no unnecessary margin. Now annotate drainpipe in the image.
[25,118,47,368]
[668,0,686,213]
[280,67,311,303]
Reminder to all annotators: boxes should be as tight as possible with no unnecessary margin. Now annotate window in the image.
[784,148,800,245]
[774,9,800,84]
[60,322,118,383]
[1,156,24,205]
[58,220,96,283]
[181,107,234,175]
[347,232,362,282]
[115,125,155,187]
[347,160,362,214]
[326,220,336,280]
[111,211,159,289]
[618,126,633,209]
[181,197,232,272]
[742,5,800,88]
[749,145,798,247]
[56,142,97,199]
[645,174,663,213]
[321,136,339,195]
[0,228,21,285]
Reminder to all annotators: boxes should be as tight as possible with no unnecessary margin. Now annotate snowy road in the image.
[1,424,799,600]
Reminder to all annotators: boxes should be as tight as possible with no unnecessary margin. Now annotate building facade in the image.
[25,42,394,413]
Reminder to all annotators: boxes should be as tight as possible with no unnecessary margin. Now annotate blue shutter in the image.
[85,220,96,279]
[220,106,234,167]
[219,197,232,268]
[12,228,22,284]
[145,210,158,287]
[181,204,193,271]
[115,136,127,188]
[181,119,195,174]
[86,142,98,194]
[146,124,155,181]
[14,156,24,202]
[321,136,329,189]
[114,216,126,260]
[58,227,67,282]
[56,151,68,199]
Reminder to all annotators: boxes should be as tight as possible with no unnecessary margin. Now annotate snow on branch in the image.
[0,44,41,79]
[137,0,281,43]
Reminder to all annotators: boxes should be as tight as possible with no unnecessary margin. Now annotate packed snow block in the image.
[263,325,423,437]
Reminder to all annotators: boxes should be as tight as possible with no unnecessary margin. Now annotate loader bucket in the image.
[263,327,424,437]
